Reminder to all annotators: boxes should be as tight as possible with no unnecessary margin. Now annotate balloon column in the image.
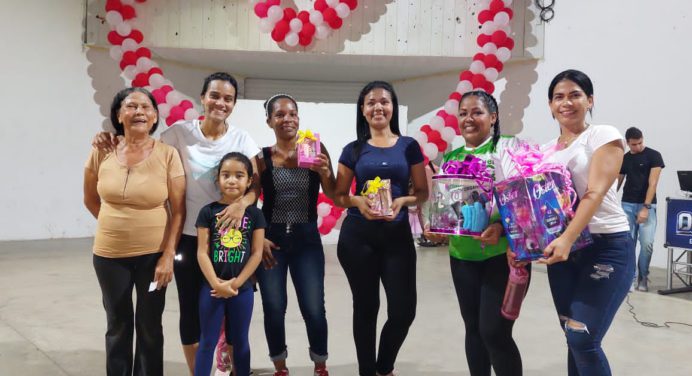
[251,0,359,47]
[411,0,516,164]
[104,0,200,126]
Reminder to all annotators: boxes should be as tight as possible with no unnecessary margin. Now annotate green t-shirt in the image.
[442,136,518,261]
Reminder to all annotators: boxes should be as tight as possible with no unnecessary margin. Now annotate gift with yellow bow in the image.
[361,176,393,216]
[296,129,321,168]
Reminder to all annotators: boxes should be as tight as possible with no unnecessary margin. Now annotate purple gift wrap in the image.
[296,130,321,168]
[494,143,592,261]
[429,155,494,236]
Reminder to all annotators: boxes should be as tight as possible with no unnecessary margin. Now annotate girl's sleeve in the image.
[195,206,212,229]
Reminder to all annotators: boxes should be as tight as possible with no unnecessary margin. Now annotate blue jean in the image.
[547,232,634,376]
[194,285,254,376]
[255,222,328,362]
[621,202,657,279]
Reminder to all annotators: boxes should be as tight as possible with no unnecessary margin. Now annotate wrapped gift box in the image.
[362,177,393,216]
[296,130,321,168]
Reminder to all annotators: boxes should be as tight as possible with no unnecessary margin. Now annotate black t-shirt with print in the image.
[620,147,665,204]
[196,202,266,290]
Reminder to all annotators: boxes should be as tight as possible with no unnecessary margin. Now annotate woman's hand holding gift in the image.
[353,195,380,220]
[539,234,575,265]
[472,222,503,247]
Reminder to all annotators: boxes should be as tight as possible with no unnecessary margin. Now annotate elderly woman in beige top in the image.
[83,87,185,376]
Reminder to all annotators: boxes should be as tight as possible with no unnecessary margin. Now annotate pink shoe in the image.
[314,365,329,376]
[215,325,231,372]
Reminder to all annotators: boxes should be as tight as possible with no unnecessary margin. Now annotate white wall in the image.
[2,0,691,269]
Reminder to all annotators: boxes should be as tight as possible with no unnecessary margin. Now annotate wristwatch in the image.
[643,204,652,209]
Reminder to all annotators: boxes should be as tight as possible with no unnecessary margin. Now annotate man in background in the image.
[618,127,665,292]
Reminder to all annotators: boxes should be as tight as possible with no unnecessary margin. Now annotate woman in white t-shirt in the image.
[93,72,260,375]
[528,69,634,376]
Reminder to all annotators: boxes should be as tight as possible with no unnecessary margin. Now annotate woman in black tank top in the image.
[253,94,336,376]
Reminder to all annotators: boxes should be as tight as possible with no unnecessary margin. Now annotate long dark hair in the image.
[352,81,401,160]
[460,90,501,151]
[548,69,594,116]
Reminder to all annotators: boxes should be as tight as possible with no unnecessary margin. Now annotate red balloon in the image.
[159,85,173,95]
[435,140,447,152]
[148,67,163,76]
[298,34,312,46]
[107,30,125,45]
[105,0,122,12]
[328,16,343,29]
[448,92,462,101]
[169,106,185,121]
[152,89,166,104]
[301,22,316,37]
[490,0,505,13]
[471,74,487,88]
[345,0,359,11]
[319,215,337,235]
[315,0,328,12]
[135,0,146,3]
[132,72,149,87]
[483,54,498,68]
[266,0,280,6]
[297,11,310,23]
[473,53,485,61]
[495,61,504,72]
[445,114,458,128]
[135,47,151,58]
[275,19,290,34]
[436,109,448,117]
[128,29,144,43]
[476,34,491,47]
[503,37,515,50]
[283,8,297,21]
[120,5,136,20]
[120,51,138,69]
[485,81,495,94]
[179,100,193,110]
[254,2,268,18]
[503,8,514,19]
[427,130,442,143]
[421,124,432,133]
[478,10,493,23]
[491,30,507,45]
[460,70,474,82]
[271,28,285,42]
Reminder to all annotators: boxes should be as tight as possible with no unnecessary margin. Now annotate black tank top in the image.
[260,147,321,224]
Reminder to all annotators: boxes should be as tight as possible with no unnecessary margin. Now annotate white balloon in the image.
[315,25,330,39]
[335,3,351,18]
[444,99,459,115]
[149,73,166,88]
[469,60,486,74]
[267,5,283,23]
[496,47,512,62]
[430,116,445,130]
[122,65,137,80]
[158,103,171,118]
[105,11,123,26]
[121,38,138,52]
[326,0,339,8]
[259,18,274,33]
[317,203,332,217]
[481,42,498,55]
[424,143,439,160]
[289,18,303,33]
[166,90,183,106]
[441,127,457,143]
[456,80,473,94]
[184,108,199,121]
[116,22,132,37]
[136,57,153,72]
[121,0,135,5]
[494,11,510,26]
[334,212,345,230]
[285,32,299,47]
[483,67,499,82]
[317,216,323,227]
[309,10,324,26]
[413,130,428,145]
[480,21,497,35]
[109,45,123,60]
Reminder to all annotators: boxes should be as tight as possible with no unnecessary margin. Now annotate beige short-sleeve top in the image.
[85,140,185,258]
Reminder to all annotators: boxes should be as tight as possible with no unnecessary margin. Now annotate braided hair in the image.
[460,90,501,152]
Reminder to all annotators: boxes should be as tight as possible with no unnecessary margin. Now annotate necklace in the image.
[558,123,590,148]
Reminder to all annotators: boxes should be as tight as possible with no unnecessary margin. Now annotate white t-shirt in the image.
[160,120,260,235]
[541,124,630,234]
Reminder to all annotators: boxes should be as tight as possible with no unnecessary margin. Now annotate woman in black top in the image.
[254,94,336,376]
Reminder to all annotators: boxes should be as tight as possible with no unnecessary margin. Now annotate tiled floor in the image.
[1,238,691,375]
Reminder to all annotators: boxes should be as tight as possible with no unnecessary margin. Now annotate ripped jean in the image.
[621,202,657,279]
[547,232,634,376]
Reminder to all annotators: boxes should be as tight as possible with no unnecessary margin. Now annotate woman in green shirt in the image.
[427,90,528,376]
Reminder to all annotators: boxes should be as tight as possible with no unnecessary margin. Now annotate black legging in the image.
[173,234,203,345]
[450,254,529,376]
[337,215,417,376]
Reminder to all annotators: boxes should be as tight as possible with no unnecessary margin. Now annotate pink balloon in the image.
[179,100,193,110]
[444,114,458,128]
[254,2,268,18]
